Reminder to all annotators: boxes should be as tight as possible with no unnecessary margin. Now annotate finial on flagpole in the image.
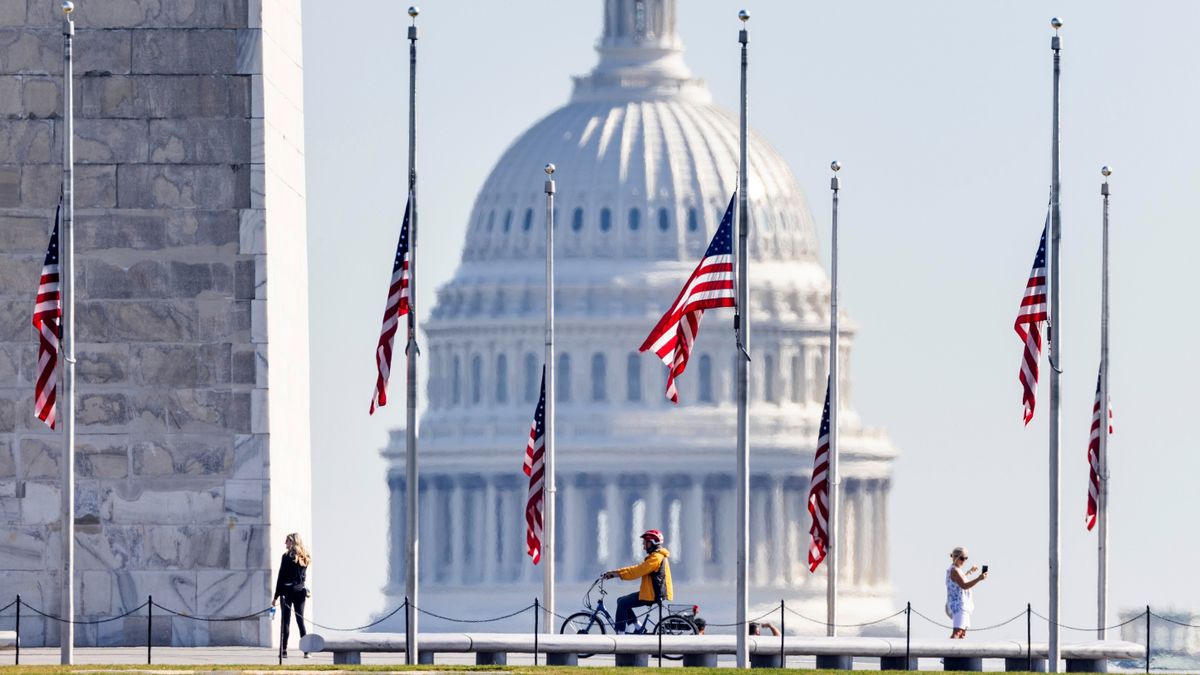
[1101,165,1111,196]
[738,9,750,22]
[830,161,841,190]
[408,6,419,19]
[62,1,74,14]
[544,163,555,175]
[544,163,556,194]
[1050,17,1063,30]
[1050,17,1062,50]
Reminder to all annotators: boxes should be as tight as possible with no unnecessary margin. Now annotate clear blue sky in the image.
[302,0,1200,637]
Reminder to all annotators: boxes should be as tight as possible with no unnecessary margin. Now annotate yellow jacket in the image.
[617,547,673,602]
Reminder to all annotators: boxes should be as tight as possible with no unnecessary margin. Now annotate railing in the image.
[0,594,1180,671]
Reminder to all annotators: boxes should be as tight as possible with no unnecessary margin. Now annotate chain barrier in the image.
[1149,611,1200,629]
[292,600,408,632]
[20,599,148,625]
[150,601,273,623]
[0,599,16,616]
[910,607,1027,632]
[785,605,908,629]
[413,602,536,624]
[702,607,783,628]
[1030,608,1145,632]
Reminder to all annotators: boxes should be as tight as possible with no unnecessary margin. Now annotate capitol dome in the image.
[382,0,898,633]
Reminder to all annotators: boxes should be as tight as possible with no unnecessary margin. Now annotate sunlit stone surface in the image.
[0,0,310,647]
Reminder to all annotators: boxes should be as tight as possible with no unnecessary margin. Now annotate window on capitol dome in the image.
[503,209,513,232]
[591,352,607,401]
[572,207,584,231]
[524,353,538,403]
[698,354,713,403]
[628,208,640,231]
[496,354,508,404]
[557,353,571,403]
[523,208,533,232]
[600,207,612,231]
[687,207,698,232]
[626,352,641,402]
[658,208,670,232]
[471,355,483,405]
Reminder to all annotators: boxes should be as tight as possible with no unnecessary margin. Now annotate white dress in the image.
[945,565,974,629]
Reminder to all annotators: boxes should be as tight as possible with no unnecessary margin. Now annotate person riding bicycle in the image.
[601,529,673,634]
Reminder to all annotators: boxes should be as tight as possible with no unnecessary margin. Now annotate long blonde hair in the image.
[287,532,311,567]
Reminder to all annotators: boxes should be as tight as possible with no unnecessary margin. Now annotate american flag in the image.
[1014,218,1049,425]
[640,193,737,402]
[523,368,546,564]
[1086,369,1113,531]
[32,206,62,429]
[807,381,832,572]
[369,196,413,414]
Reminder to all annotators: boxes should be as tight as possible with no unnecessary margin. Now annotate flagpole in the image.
[403,5,421,665]
[542,163,557,632]
[827,161,841,637]
[1097,165,1111,639]
[1048,16,1064,672]
[734,9,751,669]
[59,1,76,664]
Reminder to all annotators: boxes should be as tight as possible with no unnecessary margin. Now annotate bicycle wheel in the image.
[560,611,607,659]
[654,613,697,661]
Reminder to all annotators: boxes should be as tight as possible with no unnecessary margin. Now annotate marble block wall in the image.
[0,0,310,647]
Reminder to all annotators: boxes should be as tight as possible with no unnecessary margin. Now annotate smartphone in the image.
[982,565,989,574]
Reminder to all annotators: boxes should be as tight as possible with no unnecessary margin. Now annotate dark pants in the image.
[280,590,307,651]
[614,592,655,633]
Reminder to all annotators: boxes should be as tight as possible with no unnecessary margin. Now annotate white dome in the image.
[381,0,899,634]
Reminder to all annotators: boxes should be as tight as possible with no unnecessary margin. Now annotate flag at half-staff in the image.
[806,381,832,571]
[640,193,737,402]
[1014,214,1049,425]
[523,368,547,564]
[1085,370,1113,530]
[33,205,62,429]
[369,196,413,414]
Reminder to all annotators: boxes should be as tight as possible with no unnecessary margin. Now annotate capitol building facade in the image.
[381,0,898,632]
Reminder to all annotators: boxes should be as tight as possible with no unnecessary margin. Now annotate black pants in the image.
[614,592,655,633]
[280,590,307,651]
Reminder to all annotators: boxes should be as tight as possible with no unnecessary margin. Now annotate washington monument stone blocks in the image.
[0,0,310,647]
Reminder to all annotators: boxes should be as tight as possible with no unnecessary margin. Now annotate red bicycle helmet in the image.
[640,529,664,544]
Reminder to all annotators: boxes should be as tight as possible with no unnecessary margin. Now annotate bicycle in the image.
[559,576,698,659]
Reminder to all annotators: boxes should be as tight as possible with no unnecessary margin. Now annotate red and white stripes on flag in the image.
[640,193,736,402]
[32,206,62,429]
[369,196,413,414]
[1014,216,1049,425]
[523,368,547,564]
[1086,369,1113,531]
[807,381,832,572]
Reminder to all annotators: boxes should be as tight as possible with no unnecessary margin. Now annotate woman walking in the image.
[945,546,986,638]
[272,532,311,658]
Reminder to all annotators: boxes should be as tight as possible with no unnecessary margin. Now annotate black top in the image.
[274,552,307,600]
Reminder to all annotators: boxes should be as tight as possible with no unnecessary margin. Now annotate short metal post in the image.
[403,596,410,665]
[534,598,539,666]
[780,599,786,668]
[278,599,285,665]
[1028,603,1033,672]
[1145,606,1150,674]
[147,595,153,664]
[15,595,20,665]
[658,602,664,667]
[905,601,911,670]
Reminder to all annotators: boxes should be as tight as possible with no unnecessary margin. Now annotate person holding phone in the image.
[945,546,987,638]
